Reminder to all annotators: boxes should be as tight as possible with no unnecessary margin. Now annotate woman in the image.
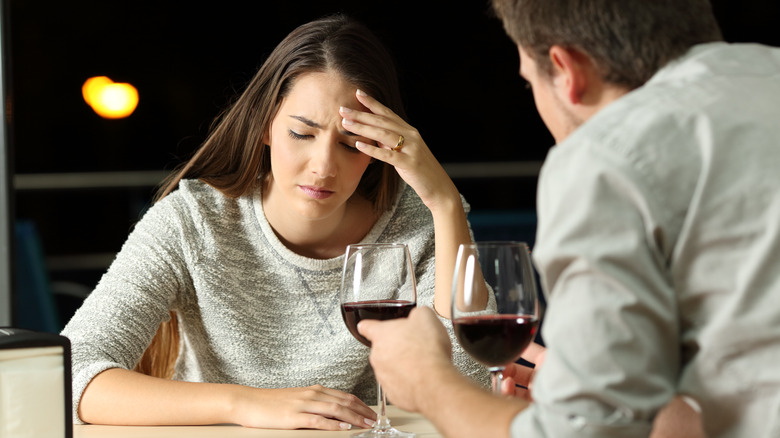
[62,14,486,431]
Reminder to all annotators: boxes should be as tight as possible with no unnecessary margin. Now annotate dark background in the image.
[10,1,547,253]
[6,0,779,329]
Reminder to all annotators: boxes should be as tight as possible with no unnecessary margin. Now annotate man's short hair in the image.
[491,0,723,89]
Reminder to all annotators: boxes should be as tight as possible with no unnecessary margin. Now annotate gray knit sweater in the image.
[62,179,489,423]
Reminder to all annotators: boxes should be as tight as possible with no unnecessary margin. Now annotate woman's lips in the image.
[299,185,334,199]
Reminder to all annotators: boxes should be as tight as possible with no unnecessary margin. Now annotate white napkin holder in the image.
[0,328,72,438]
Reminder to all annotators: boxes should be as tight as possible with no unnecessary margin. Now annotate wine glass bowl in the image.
[453,314,538,367]
[451,241,540,394]
[342,300,416,347]
[340,243,417,438]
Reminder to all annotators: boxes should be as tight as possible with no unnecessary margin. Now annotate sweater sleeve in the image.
[60,193,195,424]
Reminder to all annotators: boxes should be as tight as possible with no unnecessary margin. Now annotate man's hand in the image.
[358,306,455,412]
[361,306,530,438]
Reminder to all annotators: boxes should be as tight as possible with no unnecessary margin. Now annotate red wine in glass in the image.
[451,241,540,395]
[342,300,416,347]
[453,315,538,367]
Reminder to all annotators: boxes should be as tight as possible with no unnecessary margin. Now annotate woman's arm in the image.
[79,368,377,430]
[64,190,377,431]
[429,194,473,318]
[340,90,473,317]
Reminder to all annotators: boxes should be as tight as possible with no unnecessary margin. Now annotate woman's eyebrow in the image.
[289,115,320,128]
[289,114,358,137]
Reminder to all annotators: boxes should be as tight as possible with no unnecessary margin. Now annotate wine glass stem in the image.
[489,367,504,395]
[375,380,392,430]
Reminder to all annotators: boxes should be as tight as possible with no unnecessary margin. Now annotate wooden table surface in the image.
[73,405,443,437]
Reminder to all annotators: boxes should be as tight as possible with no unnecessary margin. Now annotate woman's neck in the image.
[262,184,379,260]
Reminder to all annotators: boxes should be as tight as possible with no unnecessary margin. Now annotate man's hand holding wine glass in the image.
[360,306,546,408]
[359,306,457,412]
[359,306,532,438]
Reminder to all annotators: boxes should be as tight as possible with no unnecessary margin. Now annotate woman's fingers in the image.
[292,412,371,431]
[520,342,546,365]
[354,140,402,162]
[298,398,377,430]
[503,362,535,388]
[340,108,413,153]
[354,89,405,125]
[502,349,545,402]
[341,89,415,151]
[234,385,377,430]
[501,376,533,401]
[299,385,377,421]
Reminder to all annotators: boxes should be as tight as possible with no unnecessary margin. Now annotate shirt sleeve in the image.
[60,194,195,423]
[513,139,680,437]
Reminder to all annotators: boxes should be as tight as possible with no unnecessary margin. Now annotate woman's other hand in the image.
[229,384,377,430]
[500,342,546,400]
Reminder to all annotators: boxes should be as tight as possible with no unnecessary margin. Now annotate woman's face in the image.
[263,71,375,223]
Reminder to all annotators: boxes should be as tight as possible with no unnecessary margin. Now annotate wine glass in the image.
[451,241,540,395]
[340,243,417,438]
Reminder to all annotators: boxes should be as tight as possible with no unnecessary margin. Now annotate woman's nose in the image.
[310,138,338,178]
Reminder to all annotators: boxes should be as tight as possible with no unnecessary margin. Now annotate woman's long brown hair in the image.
[133,14,407,378]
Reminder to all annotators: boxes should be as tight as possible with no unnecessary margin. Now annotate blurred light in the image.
[82,76,139,119]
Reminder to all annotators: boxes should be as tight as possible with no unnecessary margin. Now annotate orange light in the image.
[82,76,139,119]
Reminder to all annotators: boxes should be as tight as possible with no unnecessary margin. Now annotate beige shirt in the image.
[513,42,780,437]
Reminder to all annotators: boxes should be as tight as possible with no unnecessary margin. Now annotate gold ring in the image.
[392,135,405,152]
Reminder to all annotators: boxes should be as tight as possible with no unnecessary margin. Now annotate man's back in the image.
[527,42,780,437]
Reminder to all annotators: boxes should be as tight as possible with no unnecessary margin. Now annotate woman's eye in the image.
[288,130,311,140]
[341,142,361,154]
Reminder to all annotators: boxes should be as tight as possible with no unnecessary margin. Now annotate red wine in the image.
[453,315,538,367]
[341,300,416,347]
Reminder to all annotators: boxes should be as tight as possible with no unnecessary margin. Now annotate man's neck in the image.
[578,80,632,122]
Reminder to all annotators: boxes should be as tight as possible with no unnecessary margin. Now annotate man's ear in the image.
[548,45,588,105]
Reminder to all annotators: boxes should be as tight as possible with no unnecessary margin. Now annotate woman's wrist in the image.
[218,383,248,425]
[426,186,463,218]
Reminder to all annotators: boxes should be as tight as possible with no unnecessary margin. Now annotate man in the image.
[358,1,780,437]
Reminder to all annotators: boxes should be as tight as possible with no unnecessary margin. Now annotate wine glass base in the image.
[351,427,415,437]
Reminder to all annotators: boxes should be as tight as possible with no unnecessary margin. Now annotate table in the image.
[73,406,443,437]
